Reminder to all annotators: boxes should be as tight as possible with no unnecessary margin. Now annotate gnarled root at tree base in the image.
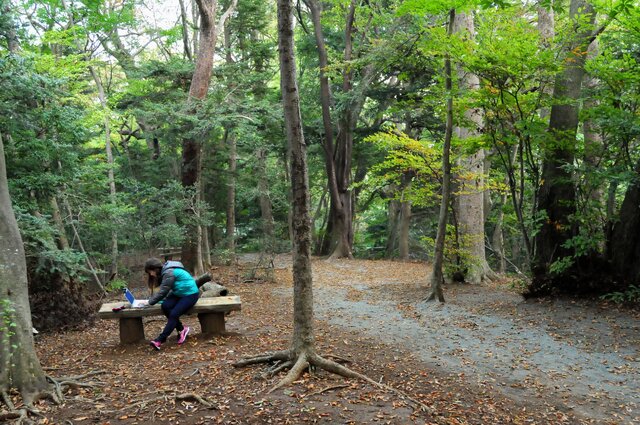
[233,348,449,424]
[0,371,105,424]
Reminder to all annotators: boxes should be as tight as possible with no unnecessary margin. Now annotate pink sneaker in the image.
[177,327,190,345]
[150,340,161,351]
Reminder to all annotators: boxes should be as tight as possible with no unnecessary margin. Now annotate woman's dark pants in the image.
[156,293,199,343]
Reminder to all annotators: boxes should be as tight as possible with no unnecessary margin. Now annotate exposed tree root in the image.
[232,350,290,368]
[0,405,44,425]
[1,390,16,410]
[175,392,216,408]
[261,360,294,379]
[0,370,107,424]
[0,411,21,421]
[234,349,449,424]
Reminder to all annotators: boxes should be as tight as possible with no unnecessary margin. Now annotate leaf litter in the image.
[17,254,639,424]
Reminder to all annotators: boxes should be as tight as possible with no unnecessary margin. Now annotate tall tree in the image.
[0,132,51,412]
[530,0,597,293]
[451,10,494,284]
[181,0,237,272]
[234,0,403,394]
[89,67,119,278]
[426,8,456,303]
[305,0,376,259]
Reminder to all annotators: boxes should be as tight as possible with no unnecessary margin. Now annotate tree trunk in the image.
[398,196,411,261]
[49,195,69,251]
[89,67,118,278]
[178,0,193,61]
[305,0,352,259]
[608,160,640,284]
[278,0,315,355]
[426,9,456,303]
[195,151,205,276]
[306,0,376,259]
[532,0,596,286]
[583,40,604,206]
[257,148,275,250]
[452,11,493,284]
[0,133,49,406]
[385,198,400,258]
[225,129,236,255]
[181,0,238,271]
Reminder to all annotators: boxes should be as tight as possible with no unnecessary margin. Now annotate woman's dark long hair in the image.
[144,257,163,293]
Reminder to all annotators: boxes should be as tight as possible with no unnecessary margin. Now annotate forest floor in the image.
[20,255,640,424]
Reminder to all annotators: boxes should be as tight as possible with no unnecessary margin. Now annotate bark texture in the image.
[398,197,411,261]
[0,134,49,406]
[452,11,493,284]
[278,0,315,357]
[531,0,596,293]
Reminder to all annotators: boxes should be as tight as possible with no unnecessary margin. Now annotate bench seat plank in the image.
[98,295,241,319]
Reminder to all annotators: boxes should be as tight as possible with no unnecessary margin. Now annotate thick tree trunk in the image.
[0,134,49,406]
[305,0,353,259]
[306,0,376,259]
[278,0,315,354]
[452,11,493,284]
[427,9,456,303]
[181,0,238,271]
[532,0,596,287]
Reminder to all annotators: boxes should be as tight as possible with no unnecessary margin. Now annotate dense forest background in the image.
[2,0,640,331]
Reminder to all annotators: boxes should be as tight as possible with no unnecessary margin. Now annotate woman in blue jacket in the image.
[143,257,200,350]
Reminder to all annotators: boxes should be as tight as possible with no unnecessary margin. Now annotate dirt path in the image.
[269,255,640,424]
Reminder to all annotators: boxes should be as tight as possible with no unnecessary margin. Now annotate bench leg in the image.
[119,317,145,344]
[198,312,225,334]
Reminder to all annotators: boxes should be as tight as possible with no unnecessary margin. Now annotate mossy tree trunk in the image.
[0,133,49,407]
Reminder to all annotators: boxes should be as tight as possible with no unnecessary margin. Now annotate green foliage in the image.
[601,285,640,304]
[421,224,480,281]
[361,130,441,207]
[14,207,90,280]
[2,0,640,299]
[106,278,128,292]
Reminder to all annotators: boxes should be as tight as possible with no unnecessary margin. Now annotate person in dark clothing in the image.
[143,258,200,350]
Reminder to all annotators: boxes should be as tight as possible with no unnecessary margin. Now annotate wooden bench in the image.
[97,296,241,344]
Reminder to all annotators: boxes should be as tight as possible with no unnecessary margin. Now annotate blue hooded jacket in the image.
[148,261,199,305]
